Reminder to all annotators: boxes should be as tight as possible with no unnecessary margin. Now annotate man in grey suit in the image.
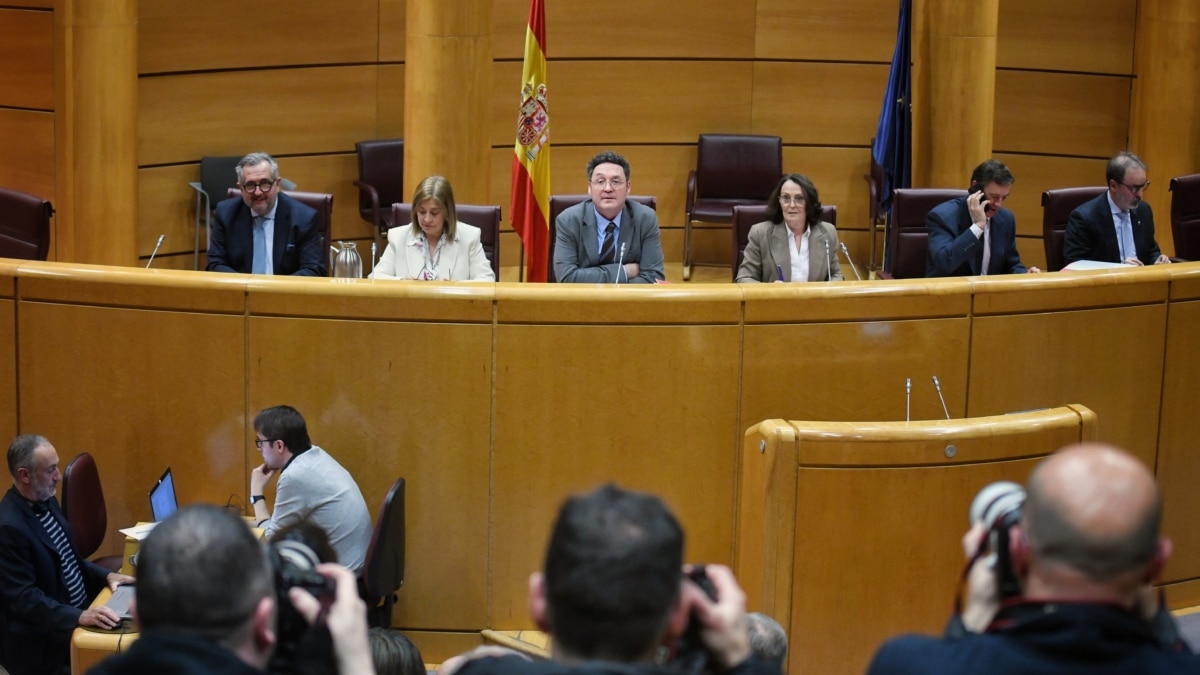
[553,151,665,283]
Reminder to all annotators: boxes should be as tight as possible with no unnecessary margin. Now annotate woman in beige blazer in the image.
[370,175,496,281]
[736,173,843,283]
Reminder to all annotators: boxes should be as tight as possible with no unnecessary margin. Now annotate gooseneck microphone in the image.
[370,241,377,275]
[839,242,863,280]
[932,375,950,420]
[146,234,165,269]
[614,241,627,284]
[824,239,832,282]
[905,377,912,422]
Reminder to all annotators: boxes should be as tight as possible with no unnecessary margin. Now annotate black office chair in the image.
[360,477,406,628]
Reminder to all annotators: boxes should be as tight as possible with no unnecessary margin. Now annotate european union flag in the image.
[873,0,912,270]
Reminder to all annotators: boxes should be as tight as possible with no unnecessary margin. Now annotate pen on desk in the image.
[776,264,786,282]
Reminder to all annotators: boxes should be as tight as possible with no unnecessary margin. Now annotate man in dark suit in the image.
[0,435,133,675]
[1063,152,1172,267]
[206,152,326,276]
[553,151,665,283]
[926,159,1039,277]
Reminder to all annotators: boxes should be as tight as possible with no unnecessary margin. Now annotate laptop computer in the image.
[149,467,177,522]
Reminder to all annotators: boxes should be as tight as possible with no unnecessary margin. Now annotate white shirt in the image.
[787,227,810,283]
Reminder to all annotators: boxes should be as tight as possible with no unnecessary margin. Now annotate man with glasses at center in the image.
[1064,151,1172,266]
[207,152,327,276]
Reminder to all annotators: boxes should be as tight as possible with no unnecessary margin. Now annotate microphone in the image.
[839,242,862,280]
[905,377,911,422]
[614,241,627,284]
[932,375,950,420]
[146,234,165,268]
[370,241,377,275]
[824,239,832,282]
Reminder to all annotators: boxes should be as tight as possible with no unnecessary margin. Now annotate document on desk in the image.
[118,522,157,540]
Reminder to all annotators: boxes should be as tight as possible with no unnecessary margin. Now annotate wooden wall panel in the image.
[997,0,1136,74]
[1157,298,1200,583]
[138,66,377,166]
[491,321,742,628]
[994,154,1108,239]
[138,0,379,74]
[0,276,15,443]
[967,304,1166,468]
[755,0,897,62]
[380,0,406,63]
[248,315,492,630]
[491,61,754,146]
[751,62,890,145]
[783,146,872,233]
[378,64,406,139]
[994,71,1130,157]
[0,108,54,199]
[0,8,53,110]
[18,301,245,558]
[492,0,755,60]
[8,0,51,7]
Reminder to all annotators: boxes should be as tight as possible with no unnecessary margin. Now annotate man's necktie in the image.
[1118,211,1137,261]
[980,219,992,275]
[599,222,616,265]
[37,506,87,607]
[252,216,267,274]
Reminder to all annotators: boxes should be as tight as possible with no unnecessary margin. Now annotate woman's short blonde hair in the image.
[410,175,458,241]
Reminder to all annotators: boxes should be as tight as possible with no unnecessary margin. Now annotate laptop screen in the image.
[149,468,177,522]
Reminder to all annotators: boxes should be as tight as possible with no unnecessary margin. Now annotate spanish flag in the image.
[511,0,550,282]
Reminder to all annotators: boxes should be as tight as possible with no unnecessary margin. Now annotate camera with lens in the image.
[671,565,719,675]
[969,481,1026,599]
[269,539,336,671]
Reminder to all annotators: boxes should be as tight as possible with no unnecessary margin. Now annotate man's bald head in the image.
[1023,443,1161,581]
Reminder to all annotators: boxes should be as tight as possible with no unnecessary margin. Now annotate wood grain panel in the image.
[18,301,245,558]
[138,0,378,74]
[968,305,1166,467]
[491,61,754,146]
[378,64,406,139]
[16,261,247,313]
[755,0,897,62]
[0,108,54,199]
[139,66,377,166]
[495,283,742,325]
[380,0,406,63]
[248,277,494,323]
[997,0,1136,74]
[0,292,15,444]
[970,265,1168,315]
[492,0,755,60]
[742,317,971,424]
[994,70,1131,157]
[248,316,491,630]
[8,0,51,7]
[993,153,1108,239]
[751,62,890,146]
[743,276,972,323]
[784,146,872,233]
[491,322,741,628]
[0,8,53,110]
[1156,298,1200,583]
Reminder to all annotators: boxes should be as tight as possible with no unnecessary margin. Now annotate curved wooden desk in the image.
[1,261,1198,662]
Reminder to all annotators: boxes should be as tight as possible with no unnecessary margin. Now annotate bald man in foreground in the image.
[867,443,1198,674]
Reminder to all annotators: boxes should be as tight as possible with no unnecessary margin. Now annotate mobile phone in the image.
[969,184,989,210]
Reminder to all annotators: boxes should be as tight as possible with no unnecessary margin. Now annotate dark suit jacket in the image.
[926,197,1027,277]
[553,199,665,283]
[207,192,326,276]
[0,488,110,675]
[1063,192,1162,266]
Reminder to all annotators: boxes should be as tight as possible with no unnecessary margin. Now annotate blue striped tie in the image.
[252,216,267,274]
[37,506,88,607]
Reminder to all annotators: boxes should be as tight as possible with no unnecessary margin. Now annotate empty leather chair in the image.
[61,453,123,572]
[0,187,53,261]
[360,477,405,628]
[684,134,783,280]
[1040,187,1107,271]
[1169,174,1200,261]
[355,139,406,244]
[881,188,967,279]
[389,203,501,279]
[546,194,658,282]
[731,204,838,280]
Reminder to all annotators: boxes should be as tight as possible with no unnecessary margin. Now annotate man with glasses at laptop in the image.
[249,405,372,574]
[0,434,134,675]
[206,152,327,276]
[1063,151,1173,267]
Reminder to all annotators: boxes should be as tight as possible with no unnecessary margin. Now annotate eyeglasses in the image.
[240,179,278,194]
[1120,180,1150,193]
[779,195,806,205]
[590,178,626,190]
[254,438,279,448]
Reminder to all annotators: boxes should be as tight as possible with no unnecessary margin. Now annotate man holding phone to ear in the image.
[926,159,1041,277]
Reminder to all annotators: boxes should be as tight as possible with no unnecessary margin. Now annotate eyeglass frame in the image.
[240,178,279,194]
[589,178,627,190]
[1118,179,1150,193]
[254,438,280,448]
[778,195,807,205]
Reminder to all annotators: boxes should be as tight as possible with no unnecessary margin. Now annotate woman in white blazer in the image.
[370,175,496,281]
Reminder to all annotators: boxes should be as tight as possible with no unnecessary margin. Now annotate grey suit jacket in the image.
[553,199,665,283]
[736,220,843,283]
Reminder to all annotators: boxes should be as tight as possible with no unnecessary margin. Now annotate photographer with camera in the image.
[88,505,374,675]
[442,484,777,675]
[867,442,1198,674]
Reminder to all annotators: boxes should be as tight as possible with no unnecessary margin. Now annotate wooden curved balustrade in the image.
[1,260,1198,663]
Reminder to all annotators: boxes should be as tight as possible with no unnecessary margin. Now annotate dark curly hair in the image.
[766,173,823,226]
